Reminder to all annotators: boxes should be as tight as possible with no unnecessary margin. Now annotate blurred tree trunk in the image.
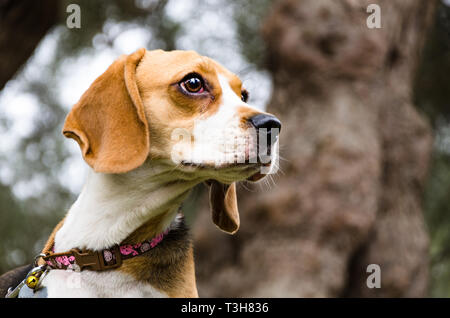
[0,0,58,90]
[193,0,436,297]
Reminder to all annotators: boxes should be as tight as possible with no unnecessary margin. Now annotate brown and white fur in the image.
[29,49,280,297]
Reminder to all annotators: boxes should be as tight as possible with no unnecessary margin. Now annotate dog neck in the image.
[54,160,203,252]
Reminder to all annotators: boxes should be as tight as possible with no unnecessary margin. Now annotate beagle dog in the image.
[1,48,281,298]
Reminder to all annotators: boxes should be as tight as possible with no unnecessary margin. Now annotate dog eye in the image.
[180,74,205,93]
[241,90,249,102]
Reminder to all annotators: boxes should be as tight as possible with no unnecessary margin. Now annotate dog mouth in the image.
[180,160,271,183]
[177,135,277,183]
[180,160,264,170]
[246,168,269,182]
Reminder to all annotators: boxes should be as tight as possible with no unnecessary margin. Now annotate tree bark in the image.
[0,0,58,90]
[193,0,435,297]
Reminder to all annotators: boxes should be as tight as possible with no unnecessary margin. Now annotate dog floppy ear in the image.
[208,181,240,234]
[62,48,149,173]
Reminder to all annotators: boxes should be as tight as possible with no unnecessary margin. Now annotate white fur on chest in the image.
[45,160,203,297]
[54,161,203,252]
[42,269,167,298]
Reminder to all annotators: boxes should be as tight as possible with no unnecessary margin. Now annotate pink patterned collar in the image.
[42,228,170,271]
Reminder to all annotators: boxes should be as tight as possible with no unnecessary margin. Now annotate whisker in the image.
[239,181,256,193]
[278,155,289,163]
[262,177,271,191]
[274,162,285,175]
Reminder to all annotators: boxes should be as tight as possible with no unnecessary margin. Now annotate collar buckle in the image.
[71,245,122,271]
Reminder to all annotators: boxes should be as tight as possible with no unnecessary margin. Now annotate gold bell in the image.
[26,275,39,289]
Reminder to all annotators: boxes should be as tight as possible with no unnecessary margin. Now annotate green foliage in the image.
[55,0,178,55]
[414,2,450,127]
[231,0,274,69]
[415,2,450,298]
[0,183,58,271]
[425,150,450,297]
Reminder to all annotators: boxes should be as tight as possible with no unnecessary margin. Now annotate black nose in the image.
[249,114,281,131]
[249,114,281,142]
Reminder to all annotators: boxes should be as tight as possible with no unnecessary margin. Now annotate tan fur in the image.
[62,48,149,173]
[236,106,269,129]
[38,217,66,266]
[119,241,198,297]
[209,181,240,234]
[134,50,238,161]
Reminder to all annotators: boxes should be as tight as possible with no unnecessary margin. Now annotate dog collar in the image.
[41,228,170,272]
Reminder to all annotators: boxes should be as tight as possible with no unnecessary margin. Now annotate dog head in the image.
[63,48,281,234]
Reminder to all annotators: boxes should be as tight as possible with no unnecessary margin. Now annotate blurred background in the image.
[0,0,449,297]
